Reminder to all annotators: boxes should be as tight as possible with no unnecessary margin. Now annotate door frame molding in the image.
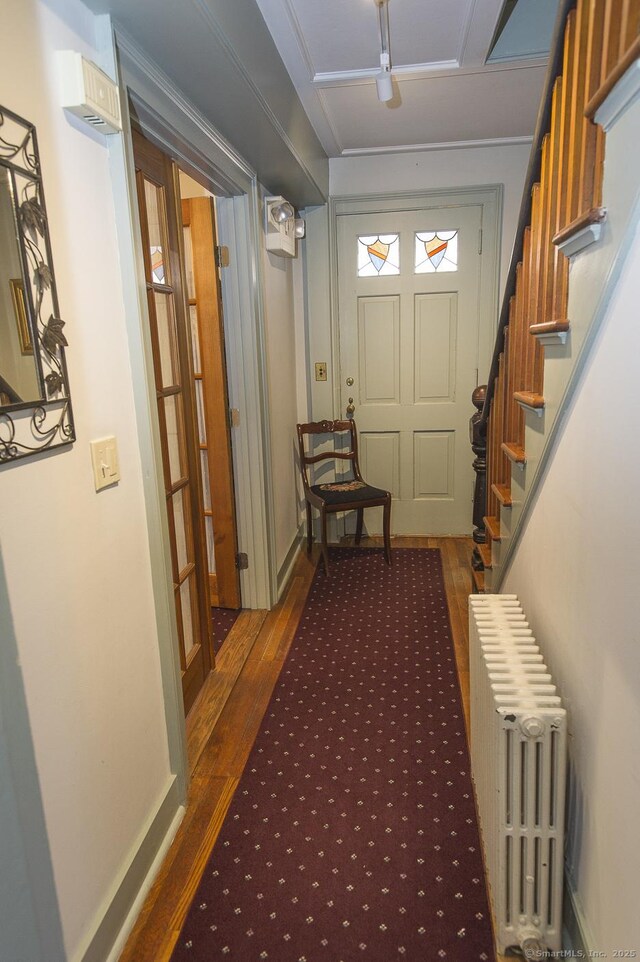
[116,28,276,610]
[328,187,504,421]
[104,25,276,788]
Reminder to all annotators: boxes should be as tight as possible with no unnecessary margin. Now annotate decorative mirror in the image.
[0,105,74,464]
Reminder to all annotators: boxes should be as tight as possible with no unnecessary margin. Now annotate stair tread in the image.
[514,391,545,409]
[483,515,502,541]
[472,567,485,593]
[478,542,493,569]
[501,442,526,464]
[491,482,513,507]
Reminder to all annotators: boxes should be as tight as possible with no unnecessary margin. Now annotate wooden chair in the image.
[296,419,392,574]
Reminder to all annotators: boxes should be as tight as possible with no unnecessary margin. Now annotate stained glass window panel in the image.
[357,233,400,276]
[414,230,458,273]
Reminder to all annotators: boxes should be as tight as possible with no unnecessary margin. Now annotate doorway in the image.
[334,191,500,537]
[132,129,240,714]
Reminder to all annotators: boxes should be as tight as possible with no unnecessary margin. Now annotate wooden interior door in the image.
[132,130,213,715]
[181,197,241,609]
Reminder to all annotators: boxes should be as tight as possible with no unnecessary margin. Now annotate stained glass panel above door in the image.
[415,230,458,273]
[357,233,400,276]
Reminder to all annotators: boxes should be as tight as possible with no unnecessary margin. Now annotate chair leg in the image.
[320,507,330,575]
[306,501,313,554]
[355,508,364,545]
[383,496,392,566]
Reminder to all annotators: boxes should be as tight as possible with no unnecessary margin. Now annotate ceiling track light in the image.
[374,0,393,102]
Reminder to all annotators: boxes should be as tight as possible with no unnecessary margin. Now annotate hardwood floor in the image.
[118,537,499,962]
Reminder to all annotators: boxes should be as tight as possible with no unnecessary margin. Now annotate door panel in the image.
[338,204,482,535]
[413,431,454,498]
[359,431,400,498]
[182,197,240,609]
[133,130,213,715]
[358,296,400,403]
[414,292,457,402]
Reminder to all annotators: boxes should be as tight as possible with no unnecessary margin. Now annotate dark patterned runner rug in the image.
[172,548,494,962]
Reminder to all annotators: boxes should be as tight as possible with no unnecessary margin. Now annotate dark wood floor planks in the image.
[117,537,496,962]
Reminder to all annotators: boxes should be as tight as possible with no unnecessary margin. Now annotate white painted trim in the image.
[216,194,275,610]
[595,57,640,132]
[534,330,569,346]
[77,778,183,962]
[115,28,254,193]
[340,136,533,157]
[515,397,545,417]
[276,527,304,600]
[104,803,185,962]
[556,221,603,258]
[102,19,188,800]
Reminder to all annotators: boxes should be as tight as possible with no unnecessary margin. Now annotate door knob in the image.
[346,397,355,416]
[346,376,354,386]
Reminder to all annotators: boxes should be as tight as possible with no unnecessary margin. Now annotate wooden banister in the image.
[472,0,639,586]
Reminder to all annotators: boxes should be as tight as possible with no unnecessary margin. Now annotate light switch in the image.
[90,436,120,491]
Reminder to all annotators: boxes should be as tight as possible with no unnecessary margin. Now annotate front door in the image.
[337,203,483,535]
[133,130,213,714]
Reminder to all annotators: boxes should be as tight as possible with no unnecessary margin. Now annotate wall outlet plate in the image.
[315,362,327,381]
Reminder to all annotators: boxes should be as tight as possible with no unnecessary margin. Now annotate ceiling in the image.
[253,0,559,157]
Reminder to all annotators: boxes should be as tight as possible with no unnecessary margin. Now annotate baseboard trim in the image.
[76,776,184,962]
[563,868,595,955]
[276,526,304,600]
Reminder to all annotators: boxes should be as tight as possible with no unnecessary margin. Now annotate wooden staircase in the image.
[472,0,640,591]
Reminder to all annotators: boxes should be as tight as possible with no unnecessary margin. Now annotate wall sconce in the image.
[265,196,297,257]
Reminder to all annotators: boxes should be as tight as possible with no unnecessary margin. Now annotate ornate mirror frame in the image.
[0,105,74,465]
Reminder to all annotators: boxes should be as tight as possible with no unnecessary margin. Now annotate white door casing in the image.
[337,200,491,536]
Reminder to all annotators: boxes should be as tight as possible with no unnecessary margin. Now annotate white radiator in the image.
[469,594,567,957]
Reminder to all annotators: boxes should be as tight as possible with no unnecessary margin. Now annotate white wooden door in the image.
[337,204,483,535]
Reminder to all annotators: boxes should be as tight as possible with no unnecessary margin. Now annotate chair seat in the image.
[310,481,389,505]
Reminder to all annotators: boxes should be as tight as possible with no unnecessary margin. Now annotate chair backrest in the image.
[296,419,362,491]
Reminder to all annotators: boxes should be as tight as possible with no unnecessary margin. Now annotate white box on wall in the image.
[58,50,122,135]
[265,196,296,257]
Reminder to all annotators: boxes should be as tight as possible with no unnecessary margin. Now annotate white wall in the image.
[502,221,640,952]
[0,0,174,958]
[260,195,304,575]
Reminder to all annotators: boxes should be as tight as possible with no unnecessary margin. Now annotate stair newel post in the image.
[470,385,487,571]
